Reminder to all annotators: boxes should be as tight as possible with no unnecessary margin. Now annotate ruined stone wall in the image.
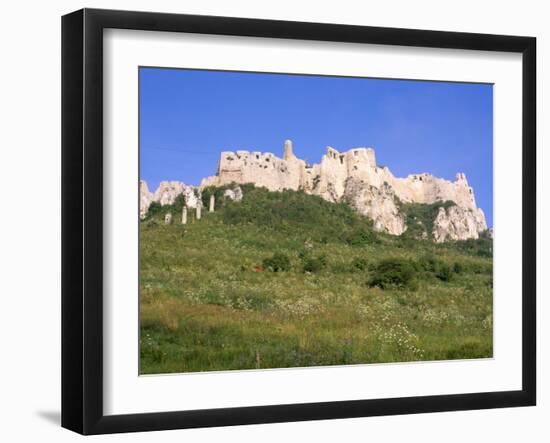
[201,140,307,192]
[199,139,487,239]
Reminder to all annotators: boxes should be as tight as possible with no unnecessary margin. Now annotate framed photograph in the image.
[61,8,536,435]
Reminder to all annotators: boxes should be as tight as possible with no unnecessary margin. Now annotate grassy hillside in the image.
[140,186,493,374]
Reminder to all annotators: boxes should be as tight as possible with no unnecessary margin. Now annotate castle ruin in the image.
[200,140,487,239]
[140,140,488,242]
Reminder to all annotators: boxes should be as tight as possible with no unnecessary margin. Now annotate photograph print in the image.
[139,67,493,375]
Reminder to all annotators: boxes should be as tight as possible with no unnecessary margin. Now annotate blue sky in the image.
[140,68,493,226]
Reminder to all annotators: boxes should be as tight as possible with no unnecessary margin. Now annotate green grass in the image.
[140,187,493,374]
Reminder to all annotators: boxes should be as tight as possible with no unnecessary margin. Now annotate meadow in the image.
[140,187,493,374]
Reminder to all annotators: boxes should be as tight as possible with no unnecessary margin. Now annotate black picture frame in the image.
[61,8,536,435]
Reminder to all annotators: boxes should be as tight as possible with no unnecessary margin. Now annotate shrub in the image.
[395,236,417,249]
[262,253,291,272]
[368,258,416,290]
[301,254,327,273]
[221,186,377,245]
[343,227,378,246]
[143,195,186,221]
[417,253,453,282]
[418,253,439,273]
[146,201,162,218]
[452,262,464,274]
[449,235,493,258]
[435,262,453,282]
[352,257,368,271]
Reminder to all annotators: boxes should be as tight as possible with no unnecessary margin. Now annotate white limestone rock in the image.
[140,181,153,219]
[139,180,202,218]
[223,186,243,202]
[344,178,406,235]
[154,181,199,207]
[432,205,487,243]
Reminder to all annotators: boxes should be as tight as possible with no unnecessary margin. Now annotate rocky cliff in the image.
[432,205,488,243]
[140,180,201,219]
[199,140,487,241]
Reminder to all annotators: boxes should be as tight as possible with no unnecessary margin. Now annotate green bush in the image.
[418,253,439,272]
[221,186,377,245]
[368,258,416,290]
[449,235,493,258]
[343,227,378,246]
[146,201,162,218]
[143,195,186,221]
[262,253,291,272]
[452,262,464,274]
[435,262,453,282]
[352,257,368,271]
[417,253,453,282]
[301,254,327,273]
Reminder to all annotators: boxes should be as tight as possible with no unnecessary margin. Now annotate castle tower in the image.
[283,139,294,161]
[455,172,468,184]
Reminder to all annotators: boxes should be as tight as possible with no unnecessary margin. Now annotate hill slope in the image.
[140,187,492,374]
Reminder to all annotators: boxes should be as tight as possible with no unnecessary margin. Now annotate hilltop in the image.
[141,140,489,242]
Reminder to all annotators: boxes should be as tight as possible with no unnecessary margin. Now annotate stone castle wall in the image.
[202,141,478,207]
[200,140,487,239]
